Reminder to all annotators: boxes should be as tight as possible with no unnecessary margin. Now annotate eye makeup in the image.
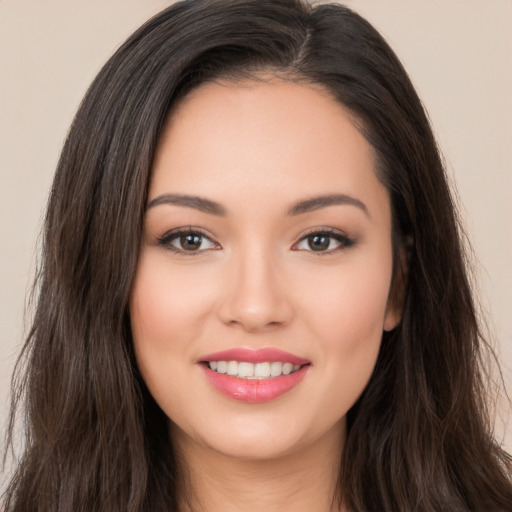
[291,227,356,255]
[157,226,220,256]
[156,225,357,257]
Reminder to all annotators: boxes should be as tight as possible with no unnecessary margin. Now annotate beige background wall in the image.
[1,0,511,465]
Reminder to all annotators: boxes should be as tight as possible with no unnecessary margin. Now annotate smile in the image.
[199,348,311,403]
[207,361,302,379]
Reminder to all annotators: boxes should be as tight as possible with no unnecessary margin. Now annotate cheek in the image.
[130,252,214,346]
[297,250,392,410]
[300,252,393,347]
[129,252,209,397]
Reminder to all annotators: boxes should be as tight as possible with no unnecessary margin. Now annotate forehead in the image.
[150,79,389,221]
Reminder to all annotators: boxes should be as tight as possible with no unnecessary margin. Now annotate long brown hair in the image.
[3,1,511,510]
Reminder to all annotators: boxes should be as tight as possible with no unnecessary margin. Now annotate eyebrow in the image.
[147,193,227,215]
[147,193,368,217]
[287,194,369,217]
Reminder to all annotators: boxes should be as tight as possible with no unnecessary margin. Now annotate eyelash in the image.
[157,227,218,256]
[157,227,356,256]
[293,227,356,254]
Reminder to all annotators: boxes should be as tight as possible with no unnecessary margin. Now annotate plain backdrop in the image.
[1,0,511,469]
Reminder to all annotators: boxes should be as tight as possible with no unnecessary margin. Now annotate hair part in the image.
[3,0,511,510]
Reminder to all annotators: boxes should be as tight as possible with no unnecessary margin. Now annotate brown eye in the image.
[179,233,203,251]
[158,229,219,255]
[307,234,331,251]
[294,229,354,254]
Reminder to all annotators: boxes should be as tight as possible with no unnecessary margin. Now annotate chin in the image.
[174,408,343,463]
[201,430,306,461]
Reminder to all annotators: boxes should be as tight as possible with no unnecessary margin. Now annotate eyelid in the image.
[292,227,356,254]
[156,226,356,256]
[157,226,221,255]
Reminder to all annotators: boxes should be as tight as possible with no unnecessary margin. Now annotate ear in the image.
[383,302,401,332]
[383,239,411,332]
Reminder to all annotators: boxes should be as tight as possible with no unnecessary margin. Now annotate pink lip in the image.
[199,347,309,365]
[200,364,310,403]
[198,347,311,403]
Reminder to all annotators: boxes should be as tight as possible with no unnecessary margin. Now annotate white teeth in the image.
[254,362,271,378]
[207,360,303,379]
[226,360,238,376]
[282,362,293,375]
[238,362,254,378]
[216,361,228,374]
[270,361,282,377]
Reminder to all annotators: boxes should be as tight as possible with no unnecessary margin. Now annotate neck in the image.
[172,420,347,512]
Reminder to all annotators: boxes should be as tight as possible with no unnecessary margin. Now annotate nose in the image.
[217,246,294,332]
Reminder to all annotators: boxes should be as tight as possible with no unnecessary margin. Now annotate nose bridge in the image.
[218,239,292,331]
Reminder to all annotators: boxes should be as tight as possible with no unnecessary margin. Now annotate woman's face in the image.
[130,79,399,460]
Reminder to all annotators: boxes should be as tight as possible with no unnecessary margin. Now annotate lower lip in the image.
[201,364,310,403]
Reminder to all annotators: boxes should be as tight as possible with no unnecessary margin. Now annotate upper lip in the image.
[199,347,310,365]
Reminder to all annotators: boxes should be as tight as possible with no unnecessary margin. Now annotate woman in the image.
[3,0,511,510]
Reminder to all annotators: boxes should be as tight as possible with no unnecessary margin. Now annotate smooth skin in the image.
[130,78,400,512]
